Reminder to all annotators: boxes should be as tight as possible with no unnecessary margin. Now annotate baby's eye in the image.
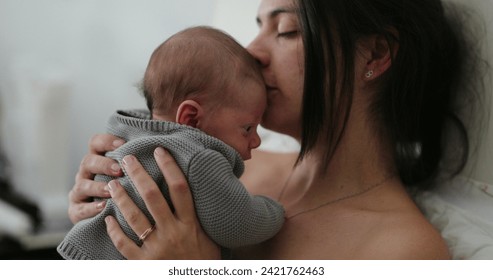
[244,126,253,132]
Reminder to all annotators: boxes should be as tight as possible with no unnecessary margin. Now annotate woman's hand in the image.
[104,147,220,259]
[68,134,125,224]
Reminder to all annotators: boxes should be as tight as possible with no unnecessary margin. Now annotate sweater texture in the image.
[57,109,285,259]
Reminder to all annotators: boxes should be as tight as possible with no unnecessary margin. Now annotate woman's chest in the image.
[237,210,375,259]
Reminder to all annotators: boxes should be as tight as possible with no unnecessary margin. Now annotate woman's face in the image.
[247,0,304,140]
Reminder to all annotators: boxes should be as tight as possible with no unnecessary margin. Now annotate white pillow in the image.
[416,176,493,259]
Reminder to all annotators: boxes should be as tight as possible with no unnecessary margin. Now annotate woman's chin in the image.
[261,119,298,139]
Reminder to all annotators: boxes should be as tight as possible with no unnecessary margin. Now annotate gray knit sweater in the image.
[57,109,285,260]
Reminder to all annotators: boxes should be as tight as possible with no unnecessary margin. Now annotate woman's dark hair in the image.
[297,0,486,188]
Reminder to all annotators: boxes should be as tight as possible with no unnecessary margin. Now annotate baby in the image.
[57,26,285,259]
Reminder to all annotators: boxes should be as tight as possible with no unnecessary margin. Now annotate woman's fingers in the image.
[68,134,125,224]
[77,154,123,181]
[106,150,221,259]
[121,154,174,226]
[71,179,110,200]
[106,180,154,239]
[105,216,142,259]
[82,133,124,178]
[69,153,120,223]
[67,197,106,224]
[154,147,196,224]
[89,133,125,154]
[68,176,110,223]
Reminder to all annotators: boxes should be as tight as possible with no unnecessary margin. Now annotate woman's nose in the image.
[247,38,270,67]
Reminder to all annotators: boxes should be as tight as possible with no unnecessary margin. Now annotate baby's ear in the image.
[176,100,202,127]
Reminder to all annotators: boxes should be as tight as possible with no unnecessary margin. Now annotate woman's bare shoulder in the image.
[358,206,451,259]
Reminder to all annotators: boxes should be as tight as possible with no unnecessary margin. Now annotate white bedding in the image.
[416,176,493,259]
[257,126,300,153]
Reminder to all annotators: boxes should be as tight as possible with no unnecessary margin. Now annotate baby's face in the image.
[199,78,267,160]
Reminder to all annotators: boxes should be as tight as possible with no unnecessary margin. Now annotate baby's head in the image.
[141,26,266,160]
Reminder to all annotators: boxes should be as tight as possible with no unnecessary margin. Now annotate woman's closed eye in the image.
[277,30,299,38]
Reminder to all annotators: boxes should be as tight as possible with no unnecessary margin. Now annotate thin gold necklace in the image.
[279,173,396,219]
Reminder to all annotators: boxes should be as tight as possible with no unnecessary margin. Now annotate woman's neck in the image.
[279,118,398,215]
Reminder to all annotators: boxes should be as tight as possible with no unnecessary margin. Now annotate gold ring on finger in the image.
[139,224,156,242]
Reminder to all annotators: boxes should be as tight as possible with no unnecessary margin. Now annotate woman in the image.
[69,0,472,259]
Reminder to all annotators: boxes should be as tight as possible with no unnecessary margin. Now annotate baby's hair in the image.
[141,26,262,116]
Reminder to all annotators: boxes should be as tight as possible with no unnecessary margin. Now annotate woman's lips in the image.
[266,85,278,93]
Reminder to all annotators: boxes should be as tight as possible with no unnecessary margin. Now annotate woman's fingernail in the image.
[154,147,165,156]
[103,187,110,196]
[113,139,125,148]
[97,200,106,210]
[122,155,135,166]
[105,181,116,195]
[111,163,121,173]
[105,216,111,224]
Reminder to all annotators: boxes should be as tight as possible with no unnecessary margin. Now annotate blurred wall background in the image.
[0,0,261,250]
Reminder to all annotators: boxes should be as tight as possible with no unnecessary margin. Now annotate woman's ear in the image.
[363,31,399,80]
[176,100,203,127]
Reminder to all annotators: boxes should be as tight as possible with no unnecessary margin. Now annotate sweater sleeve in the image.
[187,149,285,248]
